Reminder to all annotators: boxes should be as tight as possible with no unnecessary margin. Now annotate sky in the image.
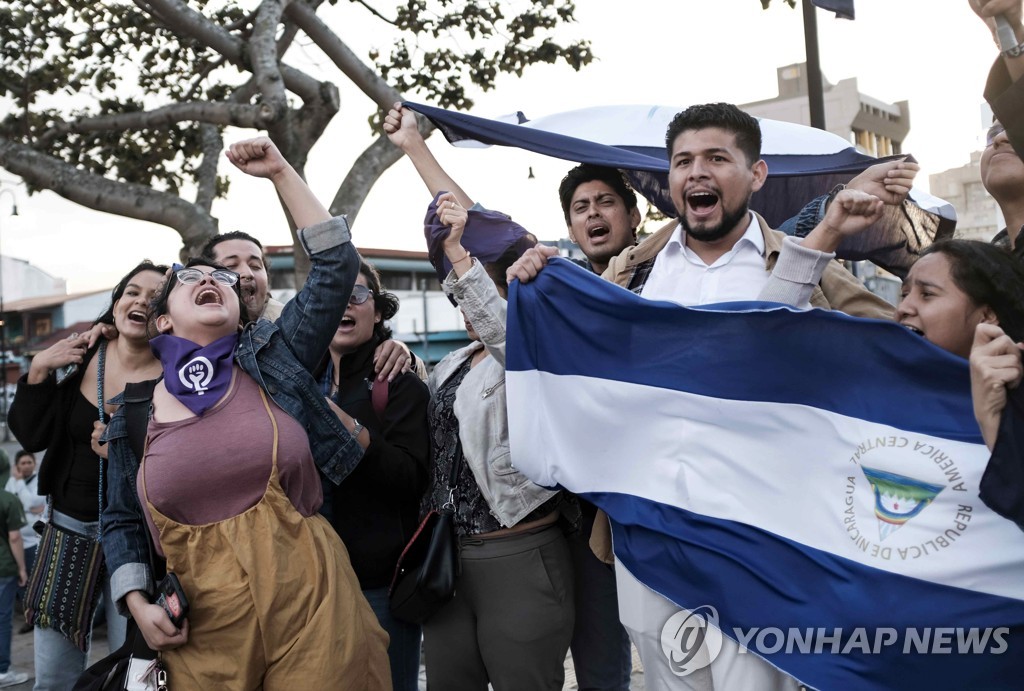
[0,0,999,294]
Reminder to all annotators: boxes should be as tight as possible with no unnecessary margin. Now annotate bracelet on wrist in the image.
[451,250,471,266]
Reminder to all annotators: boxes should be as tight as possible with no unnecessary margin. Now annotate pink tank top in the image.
[139,369,323,551]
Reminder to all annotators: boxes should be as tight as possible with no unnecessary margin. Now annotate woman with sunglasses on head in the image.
[8,260,166,690]
[314,261,429,691]
[100,137,389,689]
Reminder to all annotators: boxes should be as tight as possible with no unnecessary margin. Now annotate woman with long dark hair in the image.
[9,259,166,690]
[317,260,429,690]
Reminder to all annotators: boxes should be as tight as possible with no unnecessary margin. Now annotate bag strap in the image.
[124,378,160,462]
[122,377,167,583]
[95,340,107,534]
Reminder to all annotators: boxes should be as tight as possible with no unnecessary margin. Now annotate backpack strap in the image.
[123,378,159,462]
[370,377,389,421]
[121,376,166,582]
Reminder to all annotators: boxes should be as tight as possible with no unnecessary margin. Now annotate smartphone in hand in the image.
[54,363,79,387]
[155,573,190,628]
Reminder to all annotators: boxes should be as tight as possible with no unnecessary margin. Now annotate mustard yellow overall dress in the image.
[141,387,391,690]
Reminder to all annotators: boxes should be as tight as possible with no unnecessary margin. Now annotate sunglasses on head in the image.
[175,267,239,287]
[987,122,1006,148]
[349,285,374,305]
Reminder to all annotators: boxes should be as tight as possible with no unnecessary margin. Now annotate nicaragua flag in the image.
[505,259,1024,690]
[405,101,955,278]
[812,0,855,20]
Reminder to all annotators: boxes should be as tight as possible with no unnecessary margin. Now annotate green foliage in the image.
[0,0,592,226]
[374,0,593,110]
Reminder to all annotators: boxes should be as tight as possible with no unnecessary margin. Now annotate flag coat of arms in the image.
[504,259,1024,690]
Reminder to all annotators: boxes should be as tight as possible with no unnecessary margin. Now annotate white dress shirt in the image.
[640,212,770,305]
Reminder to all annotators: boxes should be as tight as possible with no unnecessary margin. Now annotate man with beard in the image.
[598,104,894,319]
[509,102,896,690]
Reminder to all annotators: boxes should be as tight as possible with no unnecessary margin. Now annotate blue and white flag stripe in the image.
[505,260,1024,689]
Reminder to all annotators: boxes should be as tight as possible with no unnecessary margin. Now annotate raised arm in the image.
[759,189,885,309]
[383,103,474,208]
[973,0,1024,82]
[226,137,359,372]
[436,194,509,365]
[974,0,1024,158]
[226,137,330,228]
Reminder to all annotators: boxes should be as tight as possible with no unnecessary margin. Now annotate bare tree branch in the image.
[249,0,290,120]
[0,136,217,254]
[286,0,401,110]
[194,124,222,213]
[348,0,396,26]
[327,132,403,223]
[134,0,322,103]
[35,101,274,149]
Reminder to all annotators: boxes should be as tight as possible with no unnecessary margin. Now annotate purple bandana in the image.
[150,333,239,416]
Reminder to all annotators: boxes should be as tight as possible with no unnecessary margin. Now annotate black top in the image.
[8,345,106,521]
[58,390,104,521]
[321,338,431,589]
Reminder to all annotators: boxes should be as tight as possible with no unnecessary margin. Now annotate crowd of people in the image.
[0,0,1018,689]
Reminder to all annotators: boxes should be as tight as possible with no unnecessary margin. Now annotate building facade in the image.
[741,62,910,157]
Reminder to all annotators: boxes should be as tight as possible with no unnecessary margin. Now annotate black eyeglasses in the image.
[349,285,374,305]
[987,122,1006,148]
[175,268,239,287]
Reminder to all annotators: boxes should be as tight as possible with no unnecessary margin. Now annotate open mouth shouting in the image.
[127,309,148,325]
[685,189,721,220]
[337,315,356,331]
[585,220,611,244]
[901,323,923,337]
[196,288,223,306]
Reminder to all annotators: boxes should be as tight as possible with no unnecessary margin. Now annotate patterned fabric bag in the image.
[24,521,106,652]
[25,339,109,652]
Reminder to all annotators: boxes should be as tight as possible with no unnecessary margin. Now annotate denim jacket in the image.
[101,216,363,609]
[430,259,557,528]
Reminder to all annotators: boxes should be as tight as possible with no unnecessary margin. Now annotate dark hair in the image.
[95,260,170,326]
[150,257,251,334]
[201,231,270,269]
[14,449,32,464]
[358,259,399,343]
[921,240,1024,342]
[557,164,639,224]
[483,246,520,299]
[664,103,762,166]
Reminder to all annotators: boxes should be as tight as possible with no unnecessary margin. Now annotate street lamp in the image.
[0,187,18,442]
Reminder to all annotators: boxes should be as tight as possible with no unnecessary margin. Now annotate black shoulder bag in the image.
[388,449,462,624]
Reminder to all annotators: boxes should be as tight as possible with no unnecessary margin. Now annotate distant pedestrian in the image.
[5,449,43,632]
[0,483,28,688]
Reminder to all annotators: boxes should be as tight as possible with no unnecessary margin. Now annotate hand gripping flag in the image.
[405,101,955,278]
[504,259,1024,690]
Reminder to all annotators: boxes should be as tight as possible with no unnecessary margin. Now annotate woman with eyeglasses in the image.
[7,259,166,690]
[100,138,389,688]
[314,260,429,691]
